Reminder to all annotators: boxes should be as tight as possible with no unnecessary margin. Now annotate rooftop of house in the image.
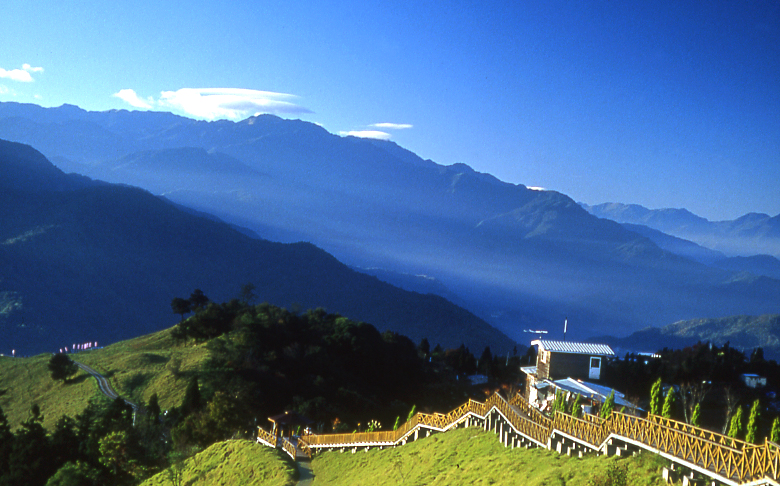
[551,377,639,410]
[531,340,615,356]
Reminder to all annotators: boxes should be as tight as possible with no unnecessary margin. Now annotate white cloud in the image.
[527,186,546,191]
[0,85,9,95]
[0,68,32,82]
[112,88,153,109]
[22,64,44,73]
[0,64,44,83]
[157,88,312,120]
[370,123,413,130]
[339,130,392,140]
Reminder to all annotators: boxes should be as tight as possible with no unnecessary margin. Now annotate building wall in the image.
[546,352,595,381]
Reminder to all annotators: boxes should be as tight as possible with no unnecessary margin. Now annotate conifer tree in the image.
[182,376,201,415]
[691,403,701,427]
[0,404,14,478]
[746,399,761,443]
[728,405,744,439]
[650,378,663,415]
[147,392,161,425]
[662,387,676,419]
[406,405,416,423]
[771,417,780,443]
[600,390,615,419]
[571,394,582,418]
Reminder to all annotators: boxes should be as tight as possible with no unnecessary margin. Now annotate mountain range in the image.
[593,314,780,361]
[0,139,513,355]
[583,202,780,259]
[1,101,779,346]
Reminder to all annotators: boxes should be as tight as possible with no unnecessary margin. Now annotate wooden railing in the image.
[283,392,780,484]
[256,427,277,448]
[297,437,312,460]
[280,437,296,460]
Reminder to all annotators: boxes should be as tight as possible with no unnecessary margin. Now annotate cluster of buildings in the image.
[520,339,638,414]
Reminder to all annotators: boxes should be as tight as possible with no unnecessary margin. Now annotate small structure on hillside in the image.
[740,373,767,389]
[521,339,616,409]
[268,411,313,438]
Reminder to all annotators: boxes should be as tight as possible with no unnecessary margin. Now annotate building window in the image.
[590,357,600,369]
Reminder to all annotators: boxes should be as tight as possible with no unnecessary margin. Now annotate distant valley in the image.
[1,102,779,346]
[0,139,511,355]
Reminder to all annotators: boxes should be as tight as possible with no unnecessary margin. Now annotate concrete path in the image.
[296,459,314,486]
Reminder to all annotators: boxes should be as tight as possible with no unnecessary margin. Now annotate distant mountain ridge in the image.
[1,102,779,344]
[0,139,514,355]
[592,314,780,361]
[583,202,780,258]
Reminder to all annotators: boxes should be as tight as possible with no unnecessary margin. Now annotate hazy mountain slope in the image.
[713,254,780,281]
[584,202,780,258]
[0,139,514,355]
[1,102,779,343]
[594,314,780,360]
[620,223,726,265]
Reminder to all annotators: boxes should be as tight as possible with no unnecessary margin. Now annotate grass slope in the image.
[0,327,208,429]
[139,439,296,486]
[312,427,667,486]
[0,353,99,429]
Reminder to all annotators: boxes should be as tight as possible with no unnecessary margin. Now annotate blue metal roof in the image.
[532,340,615,356]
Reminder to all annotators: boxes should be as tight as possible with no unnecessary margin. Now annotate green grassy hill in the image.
[132,428,668,485]
[139,439,296,486]
[0,327,208,429]
[312,427,667,485]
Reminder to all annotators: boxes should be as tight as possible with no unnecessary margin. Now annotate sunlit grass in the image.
[139,439,297,486]
[75,327,210,410]
[312,427,668,486]
[0,325,208,429]
[0,353,101,430]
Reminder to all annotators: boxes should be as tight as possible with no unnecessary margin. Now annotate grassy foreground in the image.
[0,326,208,429]
[311,427,668,486]
[140,439,297,486]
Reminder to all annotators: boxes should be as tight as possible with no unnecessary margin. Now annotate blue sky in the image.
[1,0,778,221]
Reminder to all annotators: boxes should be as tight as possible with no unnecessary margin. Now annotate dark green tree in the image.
[48,353,79,383]
[0,404,14,480]
[44,461,101,486]
[745,399,761,443]
[147,392,161,426]
[649,378,663,415]
[49,416,80,471]
[189,289,209,311]
[691,403,702,427]
[171,298,191,322]
[8,404,53,486]
[662,388,676,419]
[571,394,583,418]
[478,346,492,375]
[728,405,744,439]
[181,376,201,415]
[240,283,256,305]
[600,390,615,419]
[417,338,430,358]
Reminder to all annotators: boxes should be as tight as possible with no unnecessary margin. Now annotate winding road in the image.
[73,360,138,411]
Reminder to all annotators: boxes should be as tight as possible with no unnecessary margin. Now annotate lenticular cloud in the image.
[158,88,312,120]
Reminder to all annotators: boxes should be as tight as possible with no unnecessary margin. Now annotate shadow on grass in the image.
[64,373,90,385]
